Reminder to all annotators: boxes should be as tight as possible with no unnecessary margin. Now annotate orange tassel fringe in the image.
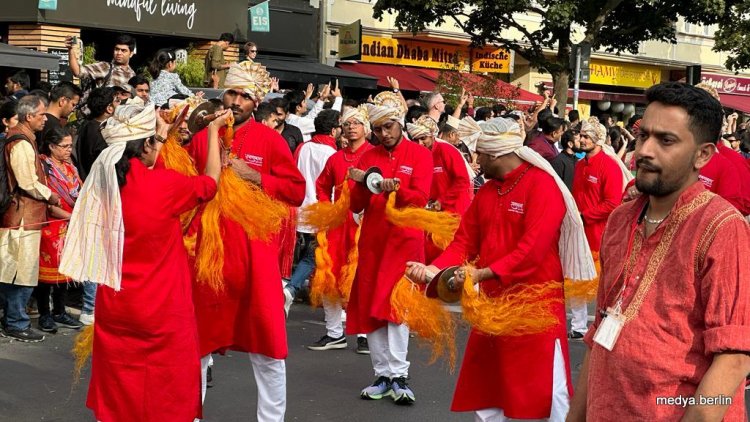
[385,193,460,243]
[218,169,288,241]
[563,251,601,303]
[310,231,339,307]
[462,267,562,336]
[338,224,361,301]
[160,131,199,232]
[196,197,225,292]
[72,324,94,383]
[299,182,352,232]
[390,276,457,370]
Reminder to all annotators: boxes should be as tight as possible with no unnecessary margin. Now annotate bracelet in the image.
[154,134,166,143]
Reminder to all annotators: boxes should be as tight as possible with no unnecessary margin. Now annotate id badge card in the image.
[593,307,625,351]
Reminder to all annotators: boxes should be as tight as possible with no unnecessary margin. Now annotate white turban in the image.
[342,105,371,135]
[366,91,405,127]
[466,117,597,282]
[60,97,157,291]
[406,115,438,139]
[224,60,273,101]
[457,116,483,153]
[582,117,634,189]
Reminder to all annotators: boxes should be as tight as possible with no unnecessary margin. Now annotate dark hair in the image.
[0,100,17,133]
[540,116,565,135]
[599,113,612,127]
[568,110,580,122]
[128,75,150,88]
[148,48,176,79]
[114,138,152,187]
[405,105,427,124]
[475,107,493,121]
[49,81,83,102]
[219,32,235,43]
[255,102,275,122]
[87,87,117,119]
[438,121,457,136]
[740,130,750,153]
[283,91,306,114]
[114,34,136,52]
[36,81,53,93]
[492,103,507,116]
[344,98,359,108]
[41,126,72,155]
[608,126,623,152]
[9,71,30,90]
[314,109,341,135]
[644,82,723,145]
[269,97,288,112]
[561,129,576,149]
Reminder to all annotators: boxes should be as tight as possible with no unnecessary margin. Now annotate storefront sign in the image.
[249,1,270,33]
[588,59,661,89]
[338,20,362,61]
[46,48,72,85]
[38,0,58,10]
[5,0,247,40]
[360,35,512,73]
[701,73,750,96]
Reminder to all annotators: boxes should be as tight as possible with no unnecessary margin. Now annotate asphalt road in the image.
[0,304,747,421]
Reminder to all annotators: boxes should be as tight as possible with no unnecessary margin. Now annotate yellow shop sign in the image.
[588,59,662,89]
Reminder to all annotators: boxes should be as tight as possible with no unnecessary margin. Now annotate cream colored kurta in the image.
[0,141,51,287]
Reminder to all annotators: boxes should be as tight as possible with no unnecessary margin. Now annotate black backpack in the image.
[0,134,26,214]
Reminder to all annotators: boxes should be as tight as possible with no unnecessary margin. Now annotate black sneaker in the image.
[307,334,347,351]
[356,337,370,354]
[206,366,213,388]
[53,312,84,329]
[2,327,45,343]
[38,314,58,333]
[391,376,416,405]
[568,331,585,341]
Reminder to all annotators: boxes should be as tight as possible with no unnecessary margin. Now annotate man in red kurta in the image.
[568,82,750,422]
[408,116,597,421]
[309,106,373,354]
[406,115,473,262]
[570,119,626,339]
[347,96,432,405]
[716,142,750,217]
[188,62,305,422]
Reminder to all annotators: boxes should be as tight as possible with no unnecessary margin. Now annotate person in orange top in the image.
[567,82,750,421]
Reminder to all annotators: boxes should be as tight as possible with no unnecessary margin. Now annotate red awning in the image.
[336,62,436,92]
[720,93,750,114]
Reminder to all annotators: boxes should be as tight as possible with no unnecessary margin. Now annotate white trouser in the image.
[368,323,410,378]
[323,298,344,338]
[200,354,214,403]
[569,299,589,334]
[200,353,286,422]
[474,339,569,422]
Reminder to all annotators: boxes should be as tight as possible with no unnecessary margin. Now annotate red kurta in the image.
[315,142,374,279]
[432,163,572,418]
[698,151,744,213]
[573,150,624,252]
[188,120,305,358]
[87,159,217,422]
[717,143,750,215]
[345,138,432,334]
[584,182,750,420]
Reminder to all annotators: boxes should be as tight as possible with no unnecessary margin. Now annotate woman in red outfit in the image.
[60,98,223,422]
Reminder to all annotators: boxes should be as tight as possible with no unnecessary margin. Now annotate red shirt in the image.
[573,150,624,252]
[699,151,744,213]
[432,163,571,418]
[188,120,305,358]
[346,138,432,334]
[584,182,750,420]
[717,143,750,215]
[430,140,472,215]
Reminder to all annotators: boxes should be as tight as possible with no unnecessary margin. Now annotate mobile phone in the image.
[71,36,77,44]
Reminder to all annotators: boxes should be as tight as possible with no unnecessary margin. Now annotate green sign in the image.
[38,0,58,10]
[250,1,270,33]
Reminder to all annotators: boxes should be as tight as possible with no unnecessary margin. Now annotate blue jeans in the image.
[0,284,34,331]
[287,233,317,298]
[82,281,97,315]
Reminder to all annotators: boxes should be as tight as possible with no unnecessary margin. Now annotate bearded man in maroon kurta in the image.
[187,62,305,422]
[568,83,750,421]
[346,97,432,405]
[408,117,596,421]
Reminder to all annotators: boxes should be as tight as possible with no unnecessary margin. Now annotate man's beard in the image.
[634,157,693,197]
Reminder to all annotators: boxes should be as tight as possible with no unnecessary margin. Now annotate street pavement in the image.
[0,303,747,421]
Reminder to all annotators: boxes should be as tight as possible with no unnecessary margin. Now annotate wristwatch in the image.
[393,89,400,93]
[154,134,166,143]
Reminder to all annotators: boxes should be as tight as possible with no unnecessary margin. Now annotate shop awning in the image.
[259,56,378,90]
[336,62,436,92]
[0,43,59,70]
[719,94,750,114]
